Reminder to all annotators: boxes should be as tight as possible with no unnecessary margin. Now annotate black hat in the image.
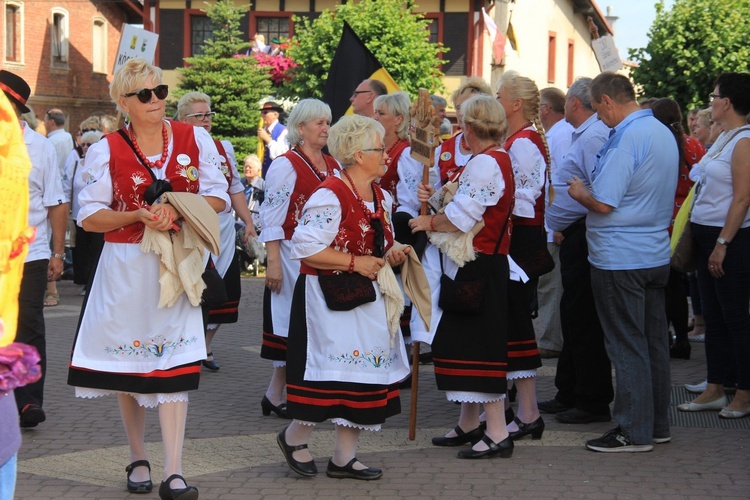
[0,69,31,114]
[260,101,284,113]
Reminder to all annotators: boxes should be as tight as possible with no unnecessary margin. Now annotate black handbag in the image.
[509,225,554,278]
[201,258,228,307]
[318,272,376,311]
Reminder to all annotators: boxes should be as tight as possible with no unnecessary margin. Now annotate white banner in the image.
[113,24,159,74]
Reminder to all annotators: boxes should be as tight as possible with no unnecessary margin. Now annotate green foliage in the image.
[630,0,750,111]
[175,0,273,159]
[280,0,447,99]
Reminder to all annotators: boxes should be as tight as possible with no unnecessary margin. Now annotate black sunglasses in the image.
[124,84,169,104]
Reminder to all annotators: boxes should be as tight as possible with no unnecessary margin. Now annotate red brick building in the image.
[1,1,144,131]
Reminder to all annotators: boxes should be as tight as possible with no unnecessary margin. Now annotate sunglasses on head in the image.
[124,84,169,103]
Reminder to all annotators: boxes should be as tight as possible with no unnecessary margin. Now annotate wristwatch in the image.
[716,237,729,246]
[51,253,65,259]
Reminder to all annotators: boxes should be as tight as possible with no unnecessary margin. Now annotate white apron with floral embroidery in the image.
[302,275,410,385]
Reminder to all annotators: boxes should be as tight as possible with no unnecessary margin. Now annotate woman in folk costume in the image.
[400,79,494,350]
[278,115,411,480]
[258,99,338,419]
[176,91,257,371]
[408,94,516,459]
[372,91,411,202]
[495,70,550,439]
[67,58,230,500]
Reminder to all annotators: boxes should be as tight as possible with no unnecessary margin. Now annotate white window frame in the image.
[4,1,24,65]
[50,7,69,67]
[92,17,107,74]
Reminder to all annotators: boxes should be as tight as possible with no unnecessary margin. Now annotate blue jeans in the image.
[0,453,17,499]
[693,224,750,390]
[591,265,671,444]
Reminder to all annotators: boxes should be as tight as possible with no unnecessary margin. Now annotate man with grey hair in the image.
[538,77,613,425]
[568,72,677,452]
[430,94,447,121]
[43,108,74,176]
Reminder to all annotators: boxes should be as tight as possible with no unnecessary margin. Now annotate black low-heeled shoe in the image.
[126,460,153,494]
[431,425,483,447]
[158,474,198,500]
[202,352,220,371]
[670,339,691,360]
[261,395,291,419]
[326,458,383,480]
[457,434,514,459]
[508,416,545,440]
[276,428,318,477]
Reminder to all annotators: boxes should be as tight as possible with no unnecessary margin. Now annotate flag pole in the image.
[408,89,442,441]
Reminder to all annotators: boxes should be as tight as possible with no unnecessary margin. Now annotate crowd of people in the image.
[2,58,749,498]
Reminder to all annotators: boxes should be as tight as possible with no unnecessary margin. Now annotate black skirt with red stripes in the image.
[260,287,287,361]
[432,253,509,395]
[286,275,401,425]
[207,250,241,325]
[506,278,542,373]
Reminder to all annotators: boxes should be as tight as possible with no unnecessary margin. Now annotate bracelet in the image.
[51,253,65,260]
[429,215,437,232]
[348,254,355,274]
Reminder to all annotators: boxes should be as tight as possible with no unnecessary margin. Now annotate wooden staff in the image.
[407,88,442,440]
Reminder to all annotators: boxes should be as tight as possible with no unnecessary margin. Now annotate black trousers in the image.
[14,259,48,412]
[553,218,613,414]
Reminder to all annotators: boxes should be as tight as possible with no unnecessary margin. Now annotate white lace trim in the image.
[293,419,317,427]
[331,418,382,432]
[446,391,505,404]
[74,388,189,408]
[507,369,537,381]
[273,360,287,368]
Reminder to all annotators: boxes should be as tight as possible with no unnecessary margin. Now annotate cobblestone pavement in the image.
[13,278,750,499]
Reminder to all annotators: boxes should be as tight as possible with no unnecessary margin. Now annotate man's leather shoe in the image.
[19,404,46,428]
[555,407,611,424]
[457,434,514,459]
[432,425,483,447]
[537,398,571,414]
[326,458,383,480]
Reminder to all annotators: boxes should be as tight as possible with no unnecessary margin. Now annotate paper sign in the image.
[592,35,622,73]
[114,24,159,74]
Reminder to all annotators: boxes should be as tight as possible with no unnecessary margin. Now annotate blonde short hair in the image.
[110,58,163,113]
[373,92,411,140]
[79,116,101,132]
[450,77,492,106]
[177,91,211,121]
[696,108,712,128]
[460,94,508,143]
[327,115,385,167]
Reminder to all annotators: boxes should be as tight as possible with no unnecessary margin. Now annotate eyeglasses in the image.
[708,94,725,104]
[362,147,385,154]
[81,143,94,147]
[123,84,169,103]
[185,111,216,121]
[352,90,373,97]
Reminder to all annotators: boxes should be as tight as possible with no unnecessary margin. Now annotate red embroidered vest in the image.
[437,134,465,185]
[281,150,339,240]
[105,121,200,243]
[464,150,515,255]
[378,138,409,199]
[300,176,395,275]
[213,139,233,190]
[503,127,546,227]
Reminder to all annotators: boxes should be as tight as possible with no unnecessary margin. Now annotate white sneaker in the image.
[684,380,707,393]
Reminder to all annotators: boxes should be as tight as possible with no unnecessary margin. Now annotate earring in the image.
[299,140,305,146]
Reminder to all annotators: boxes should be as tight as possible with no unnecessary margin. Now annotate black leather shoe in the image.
[508,416,545,440]
[262,395,291,419]
[202,352,220,371]
[555,407,611,424]
[126,460,153,494]
[457,434,514,459]
[326,458,383,480]
[537,398,572,414]
[670,339,691,360]
[19,404,46,428]
[276,428,317,477]
[431,425,483,447]
[158,474,198,500]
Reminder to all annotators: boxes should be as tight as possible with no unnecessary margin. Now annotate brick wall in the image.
[1,1,129,134]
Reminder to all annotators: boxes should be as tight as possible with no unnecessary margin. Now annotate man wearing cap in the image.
[258,101,289,178]
[0,69,68,428]
[269,37,283,56]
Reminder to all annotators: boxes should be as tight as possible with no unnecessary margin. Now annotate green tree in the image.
[176,0,273,160]
[280,0,446,99]
[630,0,750,111]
